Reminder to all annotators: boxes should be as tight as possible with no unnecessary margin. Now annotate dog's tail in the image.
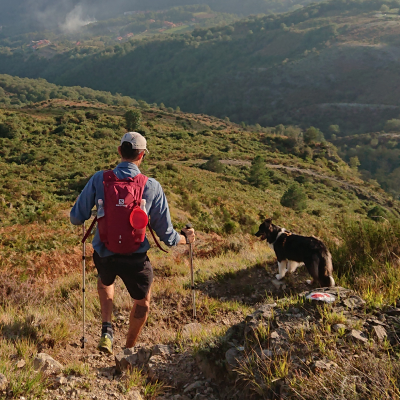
[319,250,335,287]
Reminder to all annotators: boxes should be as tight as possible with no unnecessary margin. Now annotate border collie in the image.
[255,218,335,287]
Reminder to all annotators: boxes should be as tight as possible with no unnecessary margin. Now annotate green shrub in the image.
[367,205,388,221]
[248,155,269,188]
[171,131,189,140]
[384,119,400,132]
[223,220,237,234]
[280,183,307,211]
[201,156,224,173]
[329,218,400,283]
[124,110,142,131]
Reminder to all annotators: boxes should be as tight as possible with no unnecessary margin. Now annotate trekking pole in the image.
[81,223,87,349]
[182,224,196,319]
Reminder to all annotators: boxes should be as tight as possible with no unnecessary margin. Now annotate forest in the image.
[1,0,400,136]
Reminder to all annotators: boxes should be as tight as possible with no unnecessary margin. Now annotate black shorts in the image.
[93,251,153,300]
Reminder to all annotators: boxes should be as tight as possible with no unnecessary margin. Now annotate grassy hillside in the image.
[1,0,400,135]
[1,84,400,399]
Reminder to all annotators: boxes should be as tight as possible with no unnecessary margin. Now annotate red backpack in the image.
[98,171,148,254]
[81,170,168,254]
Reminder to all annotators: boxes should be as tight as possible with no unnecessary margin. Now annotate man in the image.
[70,132,195,354]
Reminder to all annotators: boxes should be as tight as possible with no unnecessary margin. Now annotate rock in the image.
[367,318,386,326]
[373,325,387,342]
[384,307,400,316]
[115,348,138,373]
[183,381,204,393]
[0,373,8,391]
[152,344,172,356]
[127,389,143,400]
[343,296,366,309]
[225,348,242,372]
[348,329,368,344]
[313,360,338,370]
[33,353,63,374]
[182,323,203,338]
[332,324,346,332]
[270,331,280,340]
[245,303,276,322]
[16,359,26,369]
[137,347,151,364]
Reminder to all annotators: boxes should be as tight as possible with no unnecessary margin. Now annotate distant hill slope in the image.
[0,0,324,36]
[0,76,397,229]
[1,0,399,135]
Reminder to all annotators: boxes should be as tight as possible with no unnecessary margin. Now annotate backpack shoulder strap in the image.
[148,222,169,253]
[103,170,117,182]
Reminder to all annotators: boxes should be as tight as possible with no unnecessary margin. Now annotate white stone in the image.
[33,353,63,374]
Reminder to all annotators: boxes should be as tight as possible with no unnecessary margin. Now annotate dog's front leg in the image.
[276,260,287,280]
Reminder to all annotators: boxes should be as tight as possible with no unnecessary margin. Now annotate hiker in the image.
[70,132,195,354]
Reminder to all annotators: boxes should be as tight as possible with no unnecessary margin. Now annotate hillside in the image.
[0,0,324,36]
[1,85,400,399]
[333,130,400,198]
[1,0,400,135]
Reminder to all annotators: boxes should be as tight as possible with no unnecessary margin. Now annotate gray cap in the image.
[120,132,149,152]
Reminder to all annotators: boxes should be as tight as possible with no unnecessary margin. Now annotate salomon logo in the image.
[119,199,124,205]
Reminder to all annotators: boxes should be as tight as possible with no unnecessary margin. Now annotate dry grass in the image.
[290,351,400,400]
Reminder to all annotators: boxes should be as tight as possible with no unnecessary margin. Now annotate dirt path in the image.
[180,159,387,205]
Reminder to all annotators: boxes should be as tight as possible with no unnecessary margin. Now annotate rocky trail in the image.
[2,250,400,400]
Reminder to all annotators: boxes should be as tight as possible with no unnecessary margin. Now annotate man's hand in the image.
[179,228,195,245]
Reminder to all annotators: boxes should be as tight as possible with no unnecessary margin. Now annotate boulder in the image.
[373,325,387,342]
[115,347,151,372]
[33,353,63,374]
[348,329,368,344]
[0,373,8,391]
[115,348,138,373]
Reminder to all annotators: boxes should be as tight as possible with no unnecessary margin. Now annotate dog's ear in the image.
[265,217,272,225]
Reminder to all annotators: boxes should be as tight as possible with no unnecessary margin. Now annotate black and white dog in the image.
[255,218,335,287]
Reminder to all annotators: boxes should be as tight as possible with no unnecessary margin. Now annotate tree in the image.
[384,119,400,132]
[304,126,324,144]
[349,156,360,170]
[248,155,269,188]
[124,110,142,132]
[201,155,224,173]
[328,125,340,136]
[280,183,307,211]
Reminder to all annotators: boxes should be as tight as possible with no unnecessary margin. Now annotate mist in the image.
[60,5,96,33]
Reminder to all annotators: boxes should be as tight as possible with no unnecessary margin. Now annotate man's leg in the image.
[126,288,151,348]
[97,277,114,322]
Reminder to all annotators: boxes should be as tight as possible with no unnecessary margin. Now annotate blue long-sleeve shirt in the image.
[70,162,180,257]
